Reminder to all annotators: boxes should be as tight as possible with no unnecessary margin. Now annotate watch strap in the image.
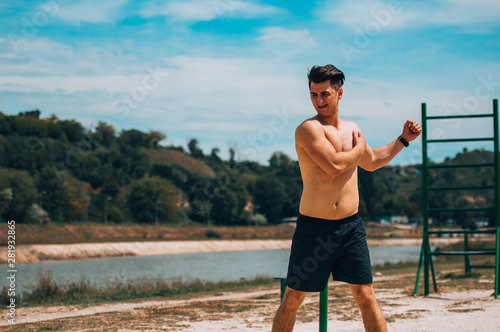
[398,135,409,147]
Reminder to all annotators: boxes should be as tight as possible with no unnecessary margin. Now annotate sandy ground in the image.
[2,272,499,331]
[1,238,466,264]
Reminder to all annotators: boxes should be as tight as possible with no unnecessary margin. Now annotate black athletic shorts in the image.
[286,213,373,292]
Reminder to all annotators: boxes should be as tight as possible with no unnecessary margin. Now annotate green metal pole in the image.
[413,241,425,295]
[422,103,430,296]
[464,233,471,274]
[493,99,499,299]
[280,278,286,302]
[319,285,328,332]
[429,241,438,293]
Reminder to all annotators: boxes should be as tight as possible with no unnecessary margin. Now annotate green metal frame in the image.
[276,278,328,331]
[414,99,500,298]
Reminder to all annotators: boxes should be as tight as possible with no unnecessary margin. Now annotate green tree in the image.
[0,135,8,168]
[126,176,178,223]
[253,174,286,223]
[187,198,211,224]
[61,174,91,222]
[211,187,238,225]
[0,181,12,217]
[358,168,379,218]
[118,129,150,148]
[228,175,250,223]
[268,152,301,217]
[0,168,37,222]
[38,166,67,222]
[210,147,221,162]
[403,202,420,222]
[188,138,204,159]
[147,130,166,148]
[58,119,84,142]
[19,110,41,119]
[93,122,116,147]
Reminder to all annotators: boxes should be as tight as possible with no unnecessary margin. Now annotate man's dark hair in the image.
[307,65,345,91]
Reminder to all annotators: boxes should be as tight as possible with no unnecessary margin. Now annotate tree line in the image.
[0,110,493,228]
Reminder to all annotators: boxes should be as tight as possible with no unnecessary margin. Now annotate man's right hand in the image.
[352,131,366,153]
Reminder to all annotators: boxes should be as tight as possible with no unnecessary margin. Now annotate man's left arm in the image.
[359,120,421,172]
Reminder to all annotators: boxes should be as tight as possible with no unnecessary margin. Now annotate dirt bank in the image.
[1,237,468,264]
[0,222,423,245]
[0,224,296,245]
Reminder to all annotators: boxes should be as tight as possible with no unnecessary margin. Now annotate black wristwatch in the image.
[398,135,409,147]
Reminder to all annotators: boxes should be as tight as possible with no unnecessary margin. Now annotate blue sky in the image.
[1,0,499,165]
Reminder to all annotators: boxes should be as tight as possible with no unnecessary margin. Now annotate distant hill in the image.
[143,148,215,178]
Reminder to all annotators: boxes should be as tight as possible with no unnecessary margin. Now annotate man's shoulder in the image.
[296,117,323,138]
[297,116,322,131]
[295,117,326,146]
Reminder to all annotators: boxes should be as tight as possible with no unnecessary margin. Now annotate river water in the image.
[2,246,422,294]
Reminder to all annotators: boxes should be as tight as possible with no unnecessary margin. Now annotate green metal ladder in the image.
[414,99,500,298]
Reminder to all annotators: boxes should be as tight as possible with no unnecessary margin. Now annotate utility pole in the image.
[39,190,46,225]
[155,199,161,226]
[104,196,111,225]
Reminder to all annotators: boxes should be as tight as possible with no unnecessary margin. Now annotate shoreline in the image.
[1,237,469,264]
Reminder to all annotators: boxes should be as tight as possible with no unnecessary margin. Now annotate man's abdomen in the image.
[299,183,359,220]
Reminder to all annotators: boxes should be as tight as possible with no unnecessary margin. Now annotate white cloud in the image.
[0,38,145,77]
[3,38,74,61]
[258,27,317,50]
[0,75,142,94]
[315,0,412,29]
[434,0,500,26]
[157,55,309,115]
[316,0,500,33]
[140,0,284,23]
[55,0,130,24]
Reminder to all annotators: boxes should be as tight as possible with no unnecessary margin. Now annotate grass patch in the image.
[19,268,276,307]
[252,293,275,300]
[385,311,422,323]
[448,308,483,313]
[440,272,482,280]
[372,261,419,274]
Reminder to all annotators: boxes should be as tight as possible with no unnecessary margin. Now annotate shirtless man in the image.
[272,65,421,332]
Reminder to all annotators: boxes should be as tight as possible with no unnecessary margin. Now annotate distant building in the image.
[376,215,410,224]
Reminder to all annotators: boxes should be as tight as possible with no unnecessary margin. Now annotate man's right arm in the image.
[295,122,366,177]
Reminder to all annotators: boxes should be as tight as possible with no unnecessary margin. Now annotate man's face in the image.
[309,80,343,116]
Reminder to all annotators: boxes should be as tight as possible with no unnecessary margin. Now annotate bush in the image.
[23,269,59,305]
[1,286,12,306]
[252,213,267,226]
[205,230,221,239]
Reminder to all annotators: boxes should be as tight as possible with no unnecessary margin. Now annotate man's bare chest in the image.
[323,126,354,152]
